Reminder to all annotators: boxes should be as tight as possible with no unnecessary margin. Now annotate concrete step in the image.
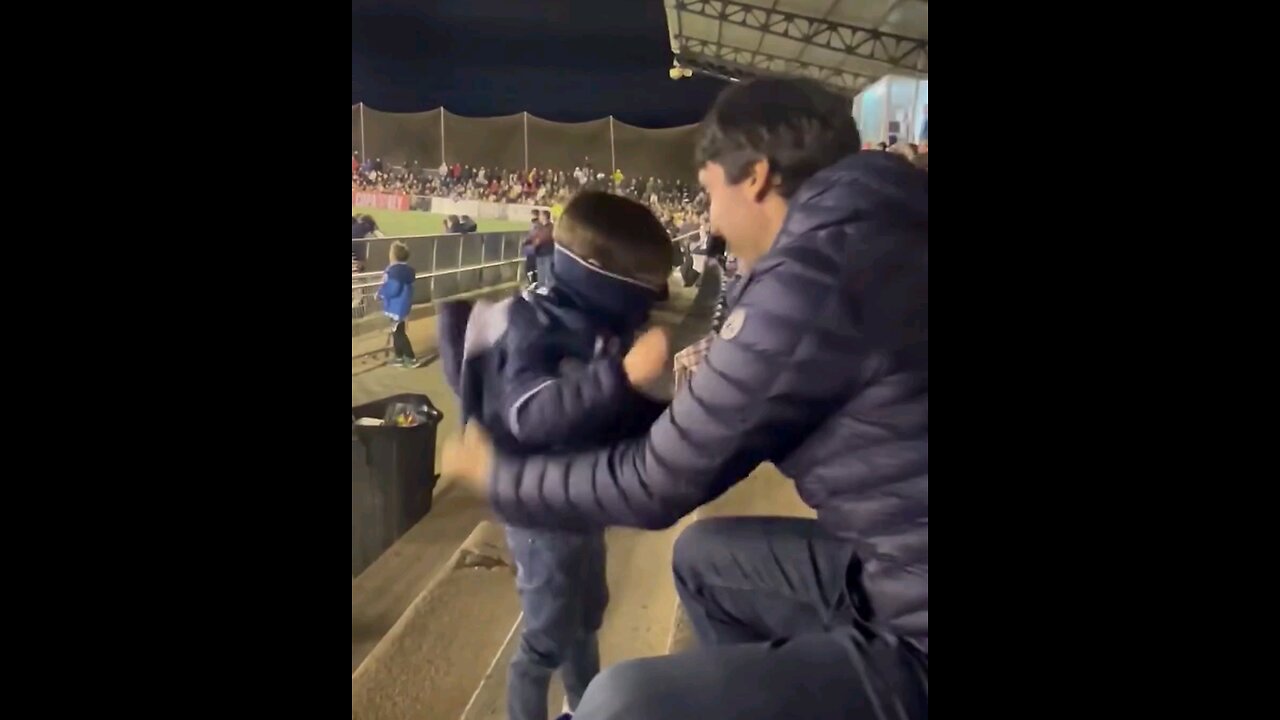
[353,466,808,718]
[352,348,492,675]
[351,482,494,673]
[353,522,521,720]
[457,522,692,720]
[353,520,691,720]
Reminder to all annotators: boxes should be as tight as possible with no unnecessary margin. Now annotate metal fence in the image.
[352,231,526,360]
[353,105,702,183]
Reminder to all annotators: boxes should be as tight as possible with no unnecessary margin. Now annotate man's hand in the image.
[624,326,670,388]
[440,421,495,497]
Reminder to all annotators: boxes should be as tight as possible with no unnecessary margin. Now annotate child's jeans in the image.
[535,254,555,291]
[505,526,608,720]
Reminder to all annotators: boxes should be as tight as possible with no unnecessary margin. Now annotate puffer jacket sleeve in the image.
[436,301,473,398]
[500,342,636,452]
[490,241,858,531]
[499,300,652,452]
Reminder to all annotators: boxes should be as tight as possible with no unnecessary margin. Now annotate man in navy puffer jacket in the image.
[443,78,928,720]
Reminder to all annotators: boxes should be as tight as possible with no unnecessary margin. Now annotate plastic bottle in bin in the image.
[381,399,441,428]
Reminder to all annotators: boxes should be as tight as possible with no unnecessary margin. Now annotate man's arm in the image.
[489,249,858,531]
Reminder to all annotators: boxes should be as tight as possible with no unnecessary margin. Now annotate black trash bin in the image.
[352,393,443,577]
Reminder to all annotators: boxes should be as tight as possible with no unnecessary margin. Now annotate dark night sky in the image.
[352,0,728,127]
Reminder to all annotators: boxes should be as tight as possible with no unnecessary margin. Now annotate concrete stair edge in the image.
[353,520,512,681]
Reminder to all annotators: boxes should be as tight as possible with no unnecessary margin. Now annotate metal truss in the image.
[677,38,874,95]
[671,0,927,74]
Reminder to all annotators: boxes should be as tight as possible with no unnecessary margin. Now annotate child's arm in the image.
[436,301,473,398]
[377,273,404,301]
[500,333,656,451]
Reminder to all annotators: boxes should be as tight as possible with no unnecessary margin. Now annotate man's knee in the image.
[672,519,726,569]
[672,518,741,579]
[574,658,668,720]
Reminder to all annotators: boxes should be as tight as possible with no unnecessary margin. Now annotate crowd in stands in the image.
[876,137,929,170]
[351,140,925,274]
[353,153,709,235]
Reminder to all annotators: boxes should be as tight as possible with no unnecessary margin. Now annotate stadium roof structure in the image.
[664,0,928,97]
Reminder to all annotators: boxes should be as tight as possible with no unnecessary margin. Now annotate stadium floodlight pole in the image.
[910,53,926,143]
[609,116,616,173]
[441,109,447,167]
[523,112,529,172]
[910,77,921,143]
[359,103,366,160]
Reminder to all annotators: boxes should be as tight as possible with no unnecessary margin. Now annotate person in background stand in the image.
[524,209,543,285]
[533,209,555,293]
[377,240,417,368]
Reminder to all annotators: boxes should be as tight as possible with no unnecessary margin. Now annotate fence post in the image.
[609,115,616,173]
[430,236,439,301]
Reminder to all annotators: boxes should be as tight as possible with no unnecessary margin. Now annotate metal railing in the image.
[352,231,526,360]
[352,227,705,364]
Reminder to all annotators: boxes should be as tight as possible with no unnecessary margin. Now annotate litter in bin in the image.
[381,400,441,428]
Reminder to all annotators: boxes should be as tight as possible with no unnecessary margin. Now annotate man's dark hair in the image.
[540,209,552,221]
[555,191,673,289]
[695,78,861,198]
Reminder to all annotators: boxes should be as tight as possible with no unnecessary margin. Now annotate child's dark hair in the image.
[390,240,410,263]
[555,191,672,290]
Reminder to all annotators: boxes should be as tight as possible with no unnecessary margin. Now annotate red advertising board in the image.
[352,190,410,211]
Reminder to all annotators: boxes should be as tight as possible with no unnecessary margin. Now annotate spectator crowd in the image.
[351,140,925,274]
[353,153,710,236]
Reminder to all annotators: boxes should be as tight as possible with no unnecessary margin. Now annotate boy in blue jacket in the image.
[437,191,673,720]
[376,240,417,367]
